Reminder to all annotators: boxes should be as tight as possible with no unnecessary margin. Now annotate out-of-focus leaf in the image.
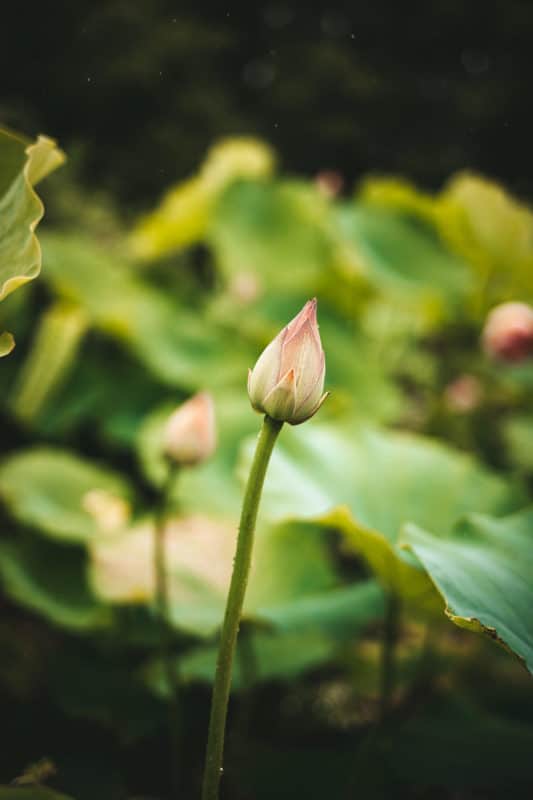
[89,514,236,637]
[0,536,110,631]
[148,631,337,693]
[257,580,384,638]
[0,129,65,350]
[403,508,533,673]
[40,233,253,389]
[240,423,520,603]
[334,203,472,327]
[0,449,132,542]
[360,171,533,309]
[0,331,15,356]
[89,513,376,643]
[9,303,89,422]
[130,137,275,259]
[209,179,334,292]
[0,129,65,301]
[444,173,533,283]
[503,414,533,472]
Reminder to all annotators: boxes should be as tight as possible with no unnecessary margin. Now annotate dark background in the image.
[2,0,532,210]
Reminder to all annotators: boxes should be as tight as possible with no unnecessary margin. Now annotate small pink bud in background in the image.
[315,170,344,199]
[163,392,216,466]
[443,374,483,413]
[482,302,533,363]
[247,299,328,425]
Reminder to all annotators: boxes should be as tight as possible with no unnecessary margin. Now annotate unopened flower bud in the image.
[482,302,533,363]
[247,299,328,425]
[443,374,483,413]
[163,392,216,466]
[315,170,344,199]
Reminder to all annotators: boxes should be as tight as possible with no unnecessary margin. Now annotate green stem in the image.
[154,464,181,798]
[202,415,283,800]
[379,591,400,722]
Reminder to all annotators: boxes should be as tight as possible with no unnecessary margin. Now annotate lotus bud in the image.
[163,392,216,466]
[247,298,328,425]
[482,302,533,362]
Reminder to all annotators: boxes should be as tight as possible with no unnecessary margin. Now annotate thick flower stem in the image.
[154,464,181,798]
[202,415,283,800]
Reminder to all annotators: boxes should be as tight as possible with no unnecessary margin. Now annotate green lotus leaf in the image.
[0,129,64,352]
[209,178,334,292]
[40,233,253,389]
[333,202,473,328]
[0,448,133,542]
[89,512,383,641]
[402,508,533,673]
[130,137,275,259]
[0,535,110,632]
[239,423,520,603]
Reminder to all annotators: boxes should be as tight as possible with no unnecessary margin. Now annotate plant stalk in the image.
[201,415,283,800]
[154,464,181,798]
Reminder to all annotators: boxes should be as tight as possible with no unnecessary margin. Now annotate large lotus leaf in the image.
[0,535,110,631]
[0,129,64,301]
[89,515,235,637]
[444,172,533,278]
[208,179,335,292]
[129,137,275,259]
[402,509,533,674]
[359,172,533,307]
[0,448,133,542]
[40,233,253,389]
[89,514,382,640]
[0,129,64,352]
[333,202,472,327]
[239,423,520,602]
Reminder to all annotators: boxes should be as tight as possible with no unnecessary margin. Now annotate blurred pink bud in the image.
[443,374,483,413]
[163,392,216,466]
[482,302,533,362]
[315,170,344,198]
[247,299,328,425]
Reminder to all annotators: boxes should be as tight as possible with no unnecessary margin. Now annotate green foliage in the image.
[0,129,64,352]
[2,133,533,796]
[0,448,132,543]
[240,423,520,605]
[404,509,533,673]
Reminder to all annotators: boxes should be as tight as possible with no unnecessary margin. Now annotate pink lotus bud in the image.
[443,374,483,413]
[163,392,216,466]
[482,302,533,363]
[315,170,344,199]
[247,299,328,425]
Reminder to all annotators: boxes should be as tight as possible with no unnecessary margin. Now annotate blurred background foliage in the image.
[1,3,533,799]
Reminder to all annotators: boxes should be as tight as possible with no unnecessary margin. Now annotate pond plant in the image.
[0,129,532,799]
